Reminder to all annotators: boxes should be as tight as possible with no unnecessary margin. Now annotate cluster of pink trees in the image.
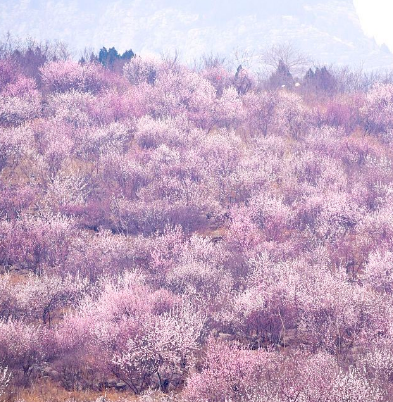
[1,50,393,401]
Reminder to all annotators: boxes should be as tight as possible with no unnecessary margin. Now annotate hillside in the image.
[1,51,393,401]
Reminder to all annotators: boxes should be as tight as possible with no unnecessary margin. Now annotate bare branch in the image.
[261,43,311,71]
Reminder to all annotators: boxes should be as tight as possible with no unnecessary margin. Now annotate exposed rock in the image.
[115,381,127,390]
[107,378,117,387]
[217,332,235,341]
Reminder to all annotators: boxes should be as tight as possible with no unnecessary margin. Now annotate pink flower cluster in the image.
[1,55,393,400]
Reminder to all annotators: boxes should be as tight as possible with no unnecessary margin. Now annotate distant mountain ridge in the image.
[0,0,392,70]
[155,0,392,70]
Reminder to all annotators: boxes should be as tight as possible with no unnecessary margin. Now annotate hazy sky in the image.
[0,0,392,69]
[353,0,393,51]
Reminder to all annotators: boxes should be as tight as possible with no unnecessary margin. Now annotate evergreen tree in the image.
[268,59,294,89]
[97,46,135,69]
[98,47,108,66]
[121,49,135,60]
